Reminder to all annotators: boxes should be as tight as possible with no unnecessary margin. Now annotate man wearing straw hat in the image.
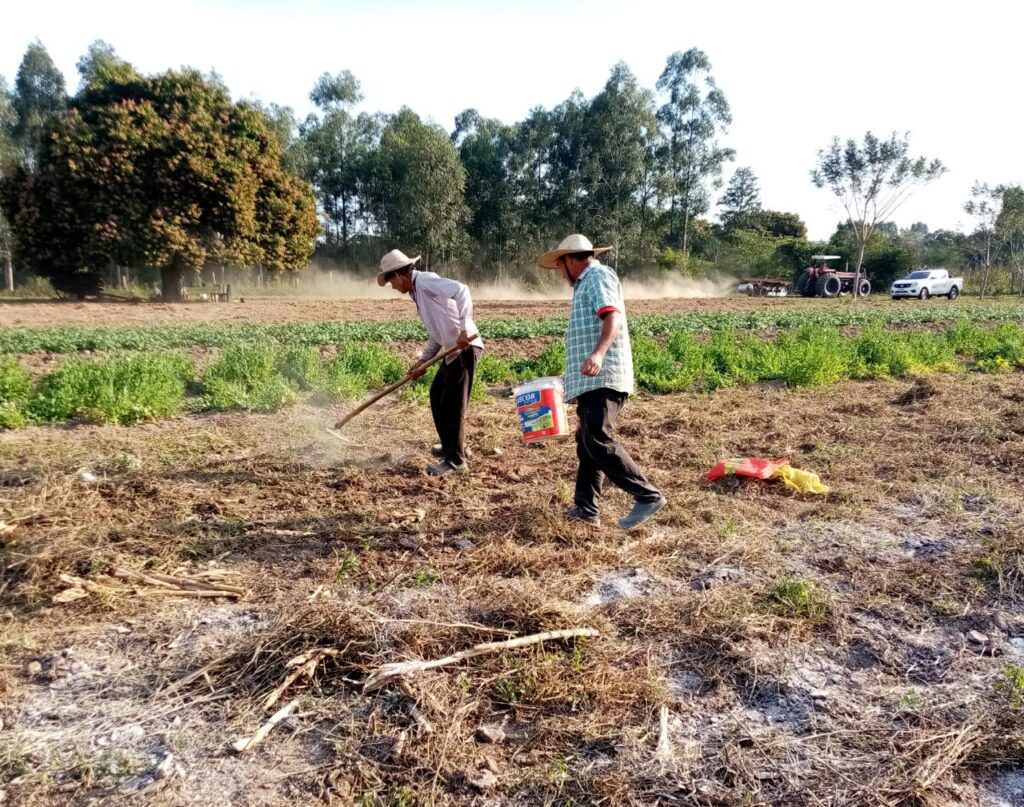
[537,235,666,530]
[378,249,484,476]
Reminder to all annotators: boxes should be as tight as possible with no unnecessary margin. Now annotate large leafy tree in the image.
[452,108,518,274]
[718,166,761,229]
[582,63,658,271]
[1,67,318,300]
[13,41,66,169]
[656,48,734,260]
[368,108,468,267]
[812,131,945,298]
[301,71,377,261]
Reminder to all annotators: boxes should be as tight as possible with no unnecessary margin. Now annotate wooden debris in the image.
[230,699,298,754]
[262,647,343,711]
[52,567,246,605]
[362,627,600,693]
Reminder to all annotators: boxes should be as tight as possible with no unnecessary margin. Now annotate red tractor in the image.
[795,255,871,298]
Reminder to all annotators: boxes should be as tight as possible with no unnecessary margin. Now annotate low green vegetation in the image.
[1,321,1022,429]
[3,303,1024,355]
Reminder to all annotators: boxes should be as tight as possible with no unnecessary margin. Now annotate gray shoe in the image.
[427,460,467,477]
[431,444,472,458]
[618,497,667,530]
[564,505,600,526]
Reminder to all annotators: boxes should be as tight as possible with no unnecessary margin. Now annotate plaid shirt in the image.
[564,262,634,401]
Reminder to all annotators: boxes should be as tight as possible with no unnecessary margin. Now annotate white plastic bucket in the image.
[512,376,569,443]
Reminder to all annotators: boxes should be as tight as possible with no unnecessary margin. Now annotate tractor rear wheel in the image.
[858,279,871,297]
[796,271,814,296]
[816,274,842,298]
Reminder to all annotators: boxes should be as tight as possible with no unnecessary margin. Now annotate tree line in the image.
[0,40,1022,300]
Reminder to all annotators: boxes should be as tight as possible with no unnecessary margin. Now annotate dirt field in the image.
[2,369,1022,805]
[0,294,985,330]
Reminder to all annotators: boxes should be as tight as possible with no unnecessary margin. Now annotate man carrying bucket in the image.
[377,249,484,476]
[537,234,666,530]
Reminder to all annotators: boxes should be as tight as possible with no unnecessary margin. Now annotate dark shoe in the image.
[618,497,667,530]
[564,505,600,526]
[431,444,472,458]
[427,460,467,477]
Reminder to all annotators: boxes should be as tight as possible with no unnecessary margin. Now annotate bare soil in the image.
[2,369,1022,805]
[0,294,987,330]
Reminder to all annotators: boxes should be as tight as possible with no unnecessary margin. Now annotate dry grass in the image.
[1,370,1023,805]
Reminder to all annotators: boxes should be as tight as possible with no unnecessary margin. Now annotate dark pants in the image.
[429,347,480,466]
[574,388,662,517]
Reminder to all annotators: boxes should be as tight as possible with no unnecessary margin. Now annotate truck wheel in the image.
[858,280,872,297]
[816,274,841,298]
[948,286,959,300]
[919,288,930,300]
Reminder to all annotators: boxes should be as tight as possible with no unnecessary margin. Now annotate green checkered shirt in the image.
[564,262,634,401]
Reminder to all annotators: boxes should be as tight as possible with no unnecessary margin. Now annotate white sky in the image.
[3,0,1022,240]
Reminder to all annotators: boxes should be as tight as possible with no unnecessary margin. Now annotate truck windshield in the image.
[907,271,932,279]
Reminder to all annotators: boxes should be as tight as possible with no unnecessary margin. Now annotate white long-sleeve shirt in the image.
[409,270,485,362]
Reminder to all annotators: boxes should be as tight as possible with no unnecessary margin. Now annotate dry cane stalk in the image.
[362,627,600,692]
[262,648,342,711]
[230,699,299,754]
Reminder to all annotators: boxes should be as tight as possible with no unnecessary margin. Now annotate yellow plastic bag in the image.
[772,465,830,495]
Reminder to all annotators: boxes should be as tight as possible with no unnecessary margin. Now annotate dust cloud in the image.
[293,266,736,301]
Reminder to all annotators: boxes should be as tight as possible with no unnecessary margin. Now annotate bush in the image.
[332,342,405,388]
[476,354,517,384]
[276,347,325,390]
[201,343,297,412]
[850,326,918,379]
[632,335,686,393]
[765,576,829,620]
[976,323,1024,371]
[0,358,33,429]
[30,353,191,424]
[779,329,849,388]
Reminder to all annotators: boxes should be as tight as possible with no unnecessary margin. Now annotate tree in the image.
[1,67,319,300]
[76,40,127,90]
[300,71,377,262]
[13,41,66,169]
[452,109,517,274]
[811,131,945,299]
[582,63,659,272]
[995,185,1024,295]
[656,48,734,260]
[719,166,760,228]
[368,108,468,267]
[963,182,1002,298]
[0,76,18,291]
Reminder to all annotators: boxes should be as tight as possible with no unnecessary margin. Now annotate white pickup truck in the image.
[890,269,963,300]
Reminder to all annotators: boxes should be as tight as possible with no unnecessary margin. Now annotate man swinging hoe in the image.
[376,249,484,477]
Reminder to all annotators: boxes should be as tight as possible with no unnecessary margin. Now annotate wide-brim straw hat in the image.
[537,234,612,270]
[377,249,421,286]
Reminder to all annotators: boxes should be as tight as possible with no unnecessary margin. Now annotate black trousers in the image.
[574,388,662,516]
[429,347,480,466]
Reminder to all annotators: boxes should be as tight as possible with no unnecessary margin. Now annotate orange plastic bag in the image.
[704,457,790,482]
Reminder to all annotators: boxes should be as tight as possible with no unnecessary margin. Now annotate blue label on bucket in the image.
[516,390,541,407]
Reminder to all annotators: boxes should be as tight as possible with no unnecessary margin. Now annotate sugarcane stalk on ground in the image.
[331,333,479,430]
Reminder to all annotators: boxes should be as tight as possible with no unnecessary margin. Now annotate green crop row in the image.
[2,302,1023,355]
[1,322,1021,430]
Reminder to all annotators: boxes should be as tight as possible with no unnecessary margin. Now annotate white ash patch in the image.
[978,767,1024,807]
[582,567,656,607]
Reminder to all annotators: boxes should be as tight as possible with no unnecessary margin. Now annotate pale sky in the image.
[3,0,1022,240]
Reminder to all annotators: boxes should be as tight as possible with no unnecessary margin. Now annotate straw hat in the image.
[537,234,612,270]
[377,249,421,286]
